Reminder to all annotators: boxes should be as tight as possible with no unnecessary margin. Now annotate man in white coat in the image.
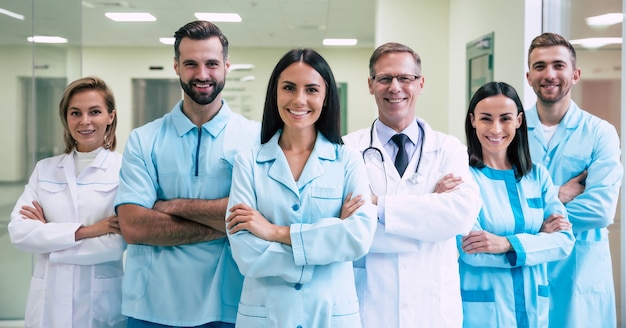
[343,42,482,328]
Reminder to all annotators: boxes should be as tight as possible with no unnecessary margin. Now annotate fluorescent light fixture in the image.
[323,38,358,46]
[105,12,156,22]
[569,37,622,49]
[240,75,255,82]
[195,13,242,22]
[585,13,623,27]
[0,7,25,20]
[159,37,175,45]
[27,36,68,44]
[229,64,254,72]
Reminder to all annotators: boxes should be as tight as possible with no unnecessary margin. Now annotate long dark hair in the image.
[465,81,531,179]
[261,48,342,144]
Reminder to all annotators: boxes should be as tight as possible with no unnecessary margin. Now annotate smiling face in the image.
[470,94,522,168]
[276,62,327,133]
[526,45,580,106]
[66,90,115,153]
[368,51,423,132]
[174,36,229,106]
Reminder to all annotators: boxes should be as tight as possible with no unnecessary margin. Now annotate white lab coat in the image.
[343,118,482,328]
[8,149,126,328]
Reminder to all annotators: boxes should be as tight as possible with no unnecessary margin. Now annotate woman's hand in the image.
[340,193,364,219]
[20,201,47,223]
[461,230,512,254]
[75,214,122,241]
[227,203,291,244]
[540,214,571,233]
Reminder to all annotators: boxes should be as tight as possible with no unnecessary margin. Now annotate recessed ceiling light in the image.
[27,36,68,44]
[569,37,622,49]
[0,7,25,20]
[229,64,254,71]
[585,13,623,27]
[323,38,358,46]
[194,13,242,22]
[240,75,255,82]
[105,12,156,22]
[159,37,175,45]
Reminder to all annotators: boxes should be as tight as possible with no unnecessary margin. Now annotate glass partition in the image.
[0,0,82,322]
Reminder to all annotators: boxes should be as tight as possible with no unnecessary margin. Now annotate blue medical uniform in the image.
[458,165,574,328]
[115,100,260,326]
[227,131,377,328]
[526,101,623,328]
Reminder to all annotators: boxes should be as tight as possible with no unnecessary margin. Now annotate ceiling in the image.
[0,0,621,49]
[0,0,377,48]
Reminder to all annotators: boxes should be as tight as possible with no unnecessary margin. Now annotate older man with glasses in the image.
[343,42,481,328]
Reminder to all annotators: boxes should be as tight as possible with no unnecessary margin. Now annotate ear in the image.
[173,57,180,76]
[368,77,374,95]
[571,67,581,85]
[108,109,116,125]
[224,57,231,75]
[470,113,476,128]
[516,112,523,129]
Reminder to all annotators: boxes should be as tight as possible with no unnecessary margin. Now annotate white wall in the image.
[82,46,373,151]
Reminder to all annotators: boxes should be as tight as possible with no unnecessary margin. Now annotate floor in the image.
[0,182,32,325]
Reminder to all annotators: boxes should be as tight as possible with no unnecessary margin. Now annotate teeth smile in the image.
[388,99,403,103]
[487,137,504,142]
[78,130,95,135]
[195,83,210,88]
[288,109,309,116]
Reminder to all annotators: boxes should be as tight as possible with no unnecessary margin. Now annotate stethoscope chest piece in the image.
[408,172,422,184]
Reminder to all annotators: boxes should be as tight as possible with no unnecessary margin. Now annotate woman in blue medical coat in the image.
[458,81,575,328]
[9,77,126,328]
[226,48,377,328]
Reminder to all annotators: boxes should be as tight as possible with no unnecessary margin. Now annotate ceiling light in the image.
[229,64,254,71]
[0,7,25,20]
[27,36,68,44]
[585,13,623,27]
[195,13,242,22]
[240,75,255,82]
[159,37,175,45]
[569,37,622,49]
[105,12,156,22]
[323,38,358,46]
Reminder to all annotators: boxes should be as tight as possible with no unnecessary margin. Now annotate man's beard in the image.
[180,79,225,105]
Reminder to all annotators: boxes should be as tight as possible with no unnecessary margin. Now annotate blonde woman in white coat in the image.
[9,77,126,328]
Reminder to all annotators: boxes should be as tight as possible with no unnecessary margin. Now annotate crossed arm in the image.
[118,197,228,246]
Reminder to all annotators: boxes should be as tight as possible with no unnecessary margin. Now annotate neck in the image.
[536,98,571,126]
[483,153,512,170]
[182,96,222,127]
[279,127,316,152]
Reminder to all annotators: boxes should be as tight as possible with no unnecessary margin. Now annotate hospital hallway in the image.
[0,182,32,328]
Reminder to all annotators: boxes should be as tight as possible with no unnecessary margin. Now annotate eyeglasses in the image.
[371,74,420,85]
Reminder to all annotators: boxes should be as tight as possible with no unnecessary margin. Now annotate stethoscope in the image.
[362,119,425,191]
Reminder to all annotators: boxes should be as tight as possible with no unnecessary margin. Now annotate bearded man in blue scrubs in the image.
[115,21,260,328]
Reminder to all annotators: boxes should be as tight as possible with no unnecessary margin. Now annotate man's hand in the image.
[558,170,587,204]
[434,173,463,193]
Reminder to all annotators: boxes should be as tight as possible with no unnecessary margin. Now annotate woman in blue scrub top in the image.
[458,81,575,328]
[226,48,377,328]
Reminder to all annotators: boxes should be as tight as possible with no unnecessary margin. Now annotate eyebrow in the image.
[280,81,321,87]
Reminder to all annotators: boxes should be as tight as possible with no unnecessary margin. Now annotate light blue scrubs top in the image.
[526,101,623,328]
[458,165,574,328]
[227,131,377,328]
[114,100,260,326]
